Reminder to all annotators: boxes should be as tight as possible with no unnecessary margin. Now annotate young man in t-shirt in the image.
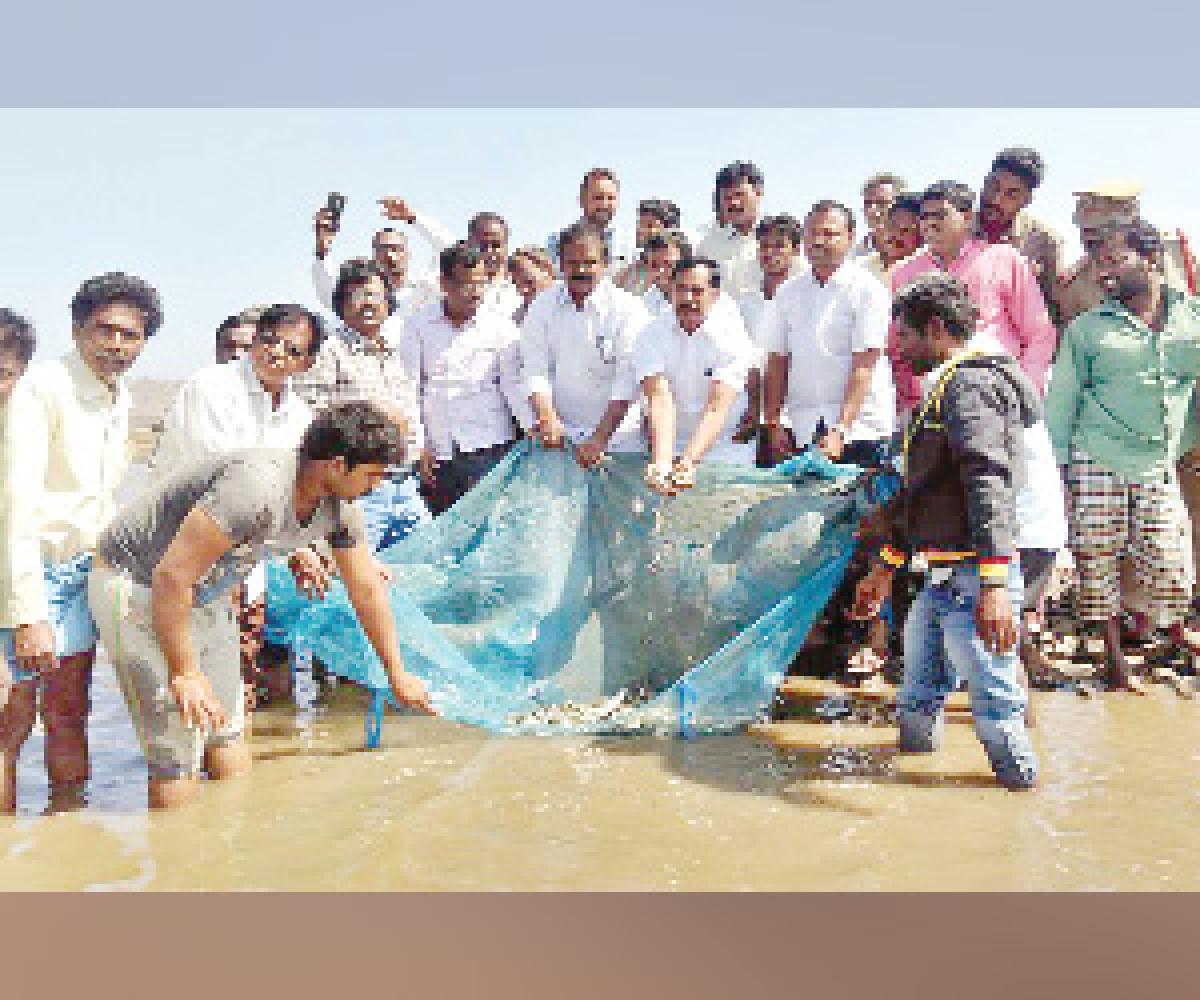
[89,401,435,810]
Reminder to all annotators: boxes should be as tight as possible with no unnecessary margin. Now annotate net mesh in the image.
[267,443,881,735]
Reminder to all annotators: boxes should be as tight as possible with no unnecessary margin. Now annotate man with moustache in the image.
[860,193,923,284]
[1054,181,1197,329]
[641,230,692,319]
[469,212,524,319]
[732,214,804,454]
[1045,219,1200,691]
[548,168,635,279]
[299,258,429,550]
[313,195,451,321]
[155,304,323,478]
[615,198,682,295]
[856,172,907,261]
[697,161,767,302]
[763,201,894,468]
[975,147,1063,311]
[889,181,1057,418]
[214,307,264,364]
[153,304,326,708]
[401,242,529,513]
[1,273,163,812]
[522,222,651,469]
[636,257,759,495]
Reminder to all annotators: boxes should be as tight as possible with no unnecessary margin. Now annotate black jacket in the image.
[884,351,1041,562]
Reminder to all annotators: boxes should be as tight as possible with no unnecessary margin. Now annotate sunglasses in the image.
[254,331,309,360]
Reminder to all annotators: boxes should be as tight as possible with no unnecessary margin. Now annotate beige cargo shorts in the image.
[89,564,246,780]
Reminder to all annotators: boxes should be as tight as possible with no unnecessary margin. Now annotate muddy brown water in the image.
[6,466,1198,890]
[3,660,1199,891]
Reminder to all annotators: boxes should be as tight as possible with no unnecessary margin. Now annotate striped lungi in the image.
[1066,451,1191,627]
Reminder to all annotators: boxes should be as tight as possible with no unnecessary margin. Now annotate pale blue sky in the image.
[4,108,1197,378]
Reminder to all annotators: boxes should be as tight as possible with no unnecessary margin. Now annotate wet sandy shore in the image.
[3,659,1199,891]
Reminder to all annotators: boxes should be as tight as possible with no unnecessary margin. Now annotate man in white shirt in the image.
[313,195,451,321]
[1,272,162,813]
[696,161,767,302]
[214,307,265,365]
[733,214,805,453]
[522,222,651,468]
[155,303,322,710]
[547,168,635,279]
[635,256,758,494]
[153,304,320,478]
[763,201,895,468]
[641,229,692,319]
[468,212,524,319]
[856,171,908,260]
[401,242,529,514]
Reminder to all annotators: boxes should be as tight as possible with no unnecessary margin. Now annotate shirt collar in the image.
[439,302,481,333]
[929,237,986,270]
[236,354,295,405]
[64,348,126,406]
[554,276,614,311]
[816,257,861,288]
[336,320,393,354]
[1092,285,1184,330]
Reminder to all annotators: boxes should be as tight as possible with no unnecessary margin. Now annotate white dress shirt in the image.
[311,210,453,319]
[3,351,131,624]
[150,356,315,601]
[400,303,530,460]
[520,279,650,452]
[696,220,763,302]
[632,306,757,466]
[763,257,895,444]
[547,223,636,279]
[483,278,524,321]
[642,285,673,319]
[150,357,314,481]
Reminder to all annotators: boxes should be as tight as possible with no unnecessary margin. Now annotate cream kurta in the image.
[3,350,131,625]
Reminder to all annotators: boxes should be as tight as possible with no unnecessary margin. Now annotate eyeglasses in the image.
[254,331,309,359]
[346,285,389,305]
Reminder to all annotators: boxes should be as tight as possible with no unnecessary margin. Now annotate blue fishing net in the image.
[267,442,883,737]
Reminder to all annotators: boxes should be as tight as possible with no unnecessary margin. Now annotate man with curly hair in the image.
[1,273,162,812]
[854,273,1040,790]
[696,161,767,301]
[976,147,1063,311]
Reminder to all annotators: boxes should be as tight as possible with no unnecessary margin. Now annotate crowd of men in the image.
[2,147,1199,810]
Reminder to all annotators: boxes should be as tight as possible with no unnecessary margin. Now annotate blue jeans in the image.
[358,472,431,553]
[898,562,1038,788]
[0,552,98,684]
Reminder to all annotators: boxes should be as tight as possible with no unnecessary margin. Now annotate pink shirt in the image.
[888,238,1057,415]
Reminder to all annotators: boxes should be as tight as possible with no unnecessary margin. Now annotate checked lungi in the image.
[1066,450,1191,627]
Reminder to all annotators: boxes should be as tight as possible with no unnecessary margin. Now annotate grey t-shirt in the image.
[99,448,365,603]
